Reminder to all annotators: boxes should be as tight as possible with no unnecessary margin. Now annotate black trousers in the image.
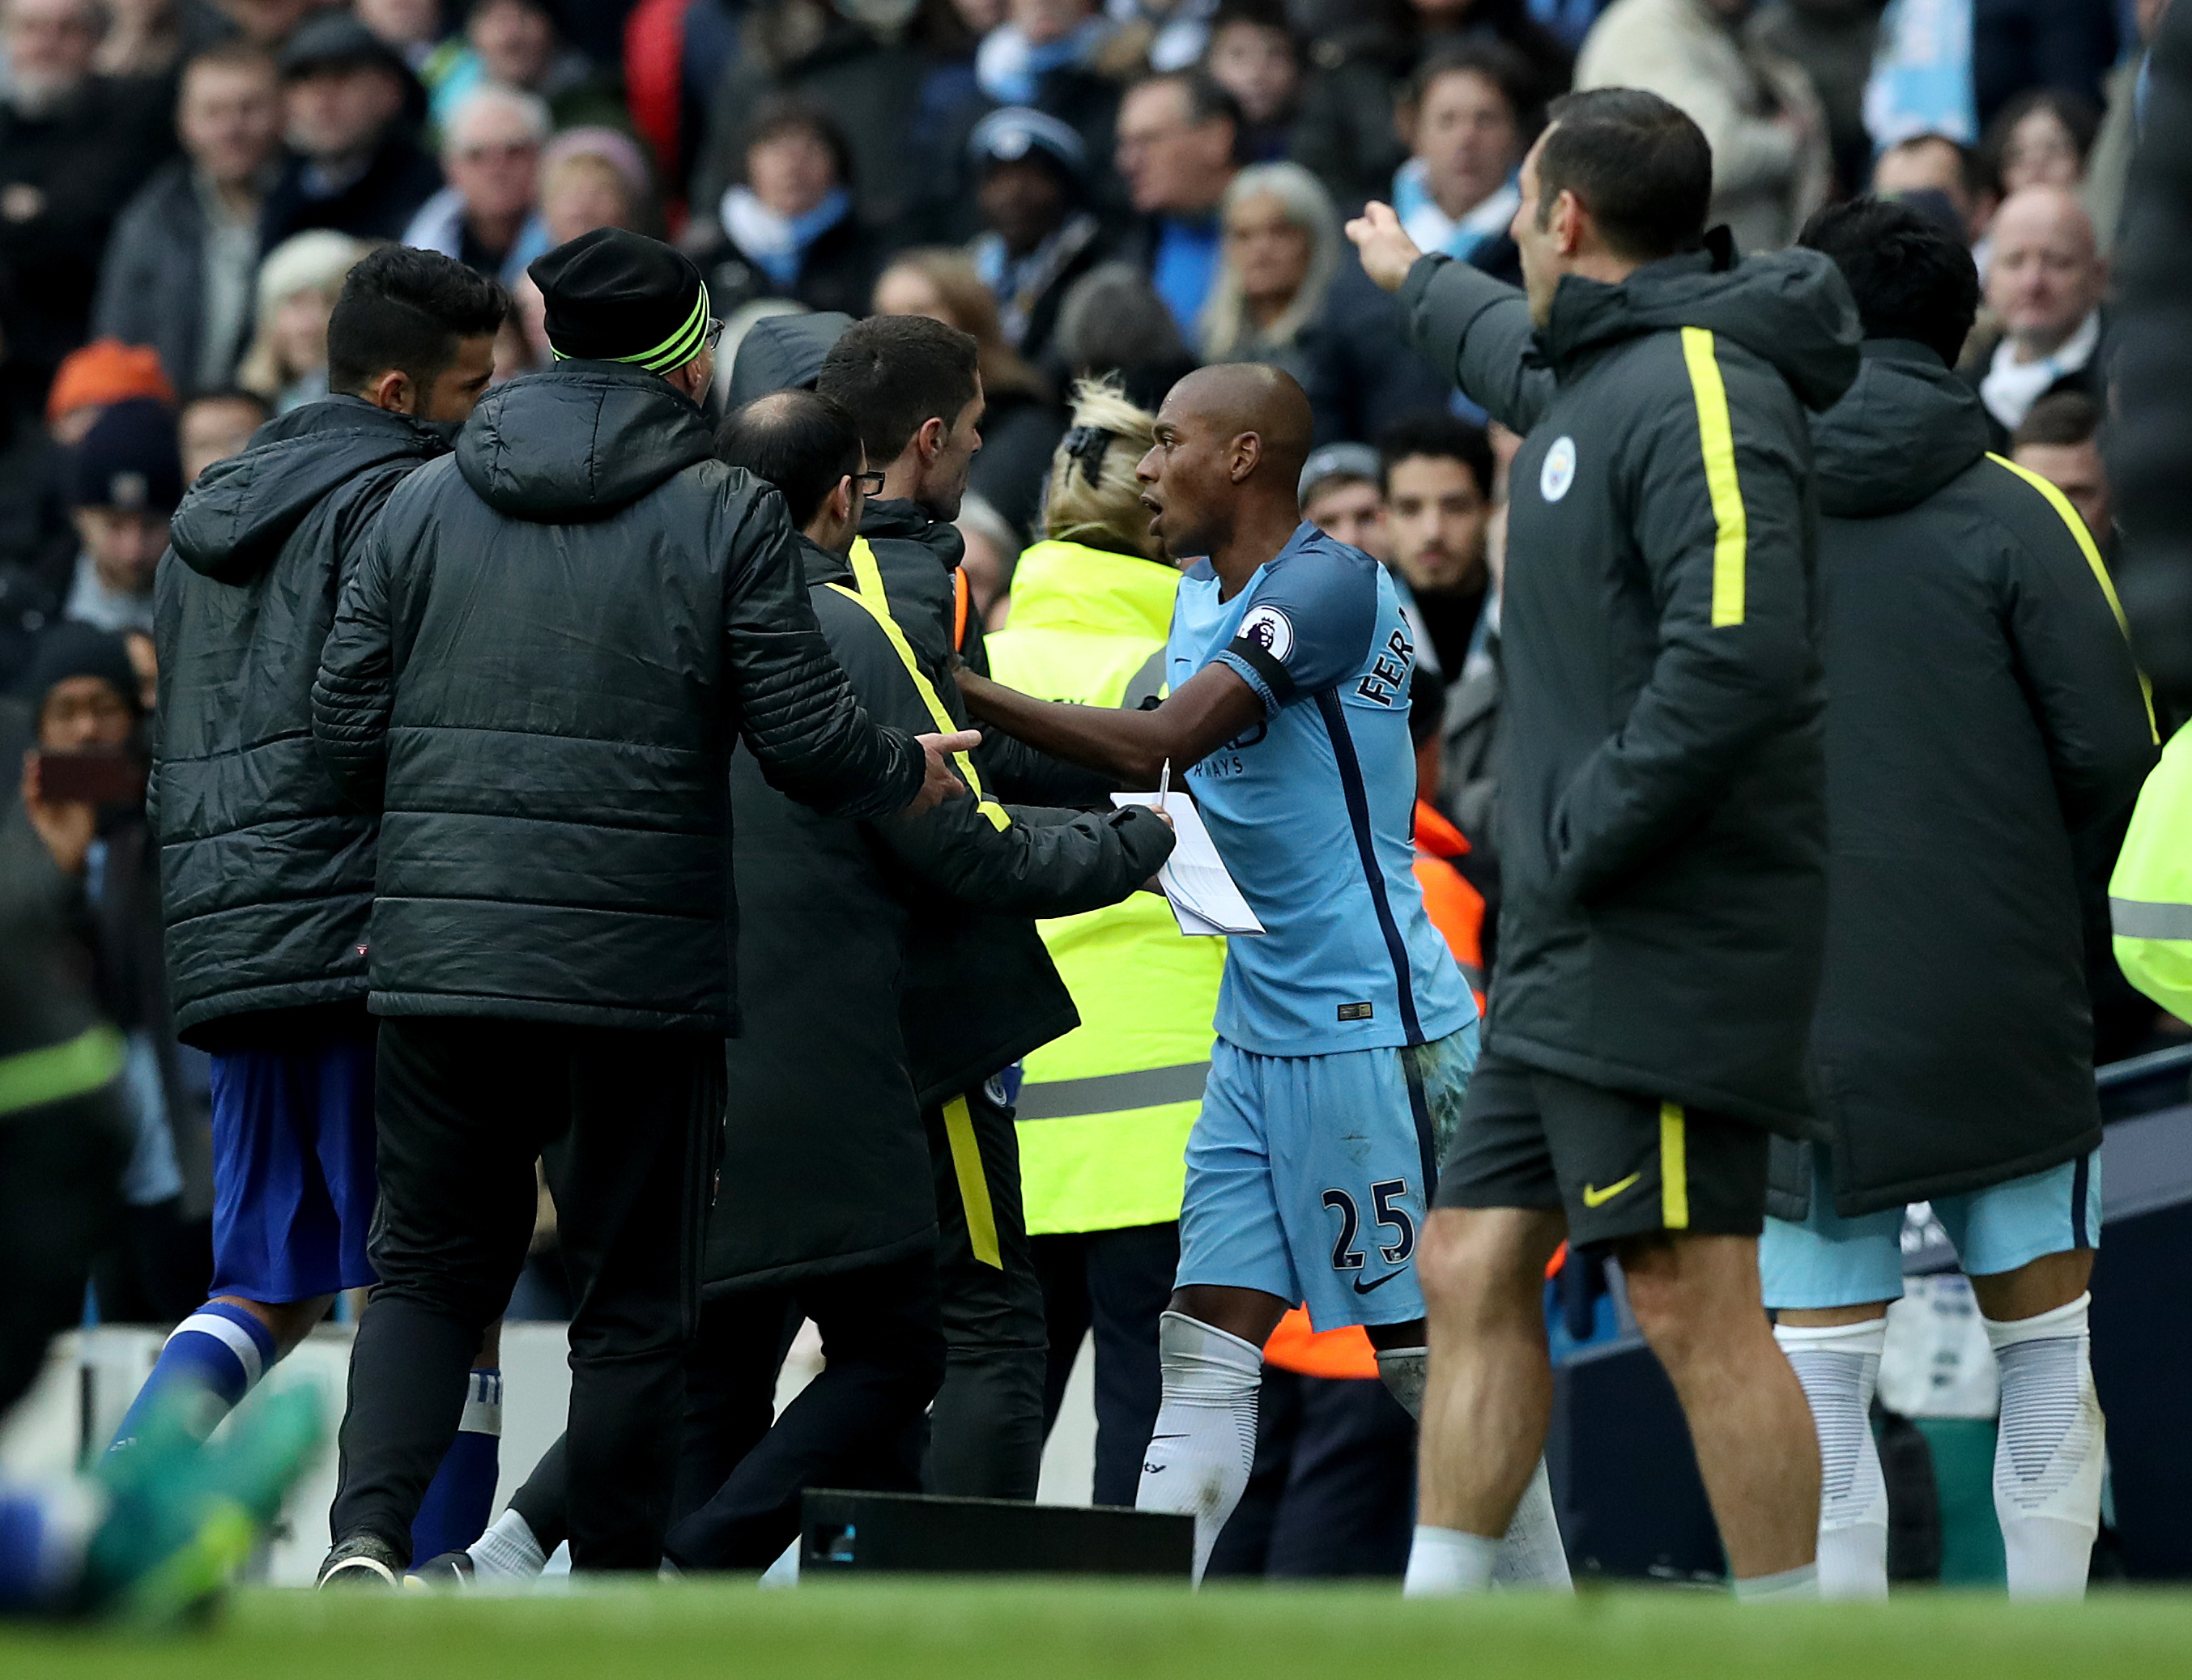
[330,1016,722,1571]
[924,1083,1048,1499]
[0,1086,126,1414]
[509,1256,945,1572]
[1205,1367,1416,1580]
[1032,1222,1179,1508]
[665,1254,944,1568]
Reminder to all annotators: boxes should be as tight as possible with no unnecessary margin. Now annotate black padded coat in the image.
[309,364,923,1034]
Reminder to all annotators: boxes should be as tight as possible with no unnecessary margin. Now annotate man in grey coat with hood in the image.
[1350,87,1860,1600]
[1764,198,2155,1601]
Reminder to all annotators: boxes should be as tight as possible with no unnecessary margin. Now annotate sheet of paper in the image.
[1112,791,1265,937]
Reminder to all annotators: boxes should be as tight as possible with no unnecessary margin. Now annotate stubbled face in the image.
[417,334,500,422]
[1136,390,1237,560]
[919,385,986,522]
[1386,453,1488,593]
[1415,68,1521,220]
[180,60,283,186]
[1304,478,1388,561]
[2014,438,2113,541]
[1986,190,2103,351]
[1224,191,1312,314]
[1509,132,1566,329]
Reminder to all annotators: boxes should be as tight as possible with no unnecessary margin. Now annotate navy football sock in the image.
[409,1369,503,1563]
[108,1301,277,1452]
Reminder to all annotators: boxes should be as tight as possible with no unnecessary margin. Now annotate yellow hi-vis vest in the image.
[2111,720,2192,1022]
[985,540,1227,1234]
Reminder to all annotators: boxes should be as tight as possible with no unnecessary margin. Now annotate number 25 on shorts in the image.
[1322,1179,1416,1291]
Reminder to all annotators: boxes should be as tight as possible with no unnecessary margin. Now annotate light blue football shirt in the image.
[1168,522,1475,1058]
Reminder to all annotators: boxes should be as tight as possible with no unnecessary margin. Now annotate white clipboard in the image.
[1112,791,1264,937]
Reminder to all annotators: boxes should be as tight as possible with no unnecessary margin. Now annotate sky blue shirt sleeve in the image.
[1214,540,1381,715]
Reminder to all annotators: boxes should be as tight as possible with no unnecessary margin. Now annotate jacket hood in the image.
[1543,236,1861,412]
[456,364,716,521]
[1809,340,1992,518]
[726,312,853,404]
[859,497,964,565]
[168,397,449,585]
[1002,539,1178,640]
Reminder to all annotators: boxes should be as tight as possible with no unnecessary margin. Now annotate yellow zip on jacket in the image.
[985,540,1228,1234]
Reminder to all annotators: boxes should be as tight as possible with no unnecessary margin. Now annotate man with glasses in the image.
[310,228,973,1584]
[402,84,552,289]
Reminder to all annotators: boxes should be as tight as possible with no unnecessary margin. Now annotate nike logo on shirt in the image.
[1353,1270,1406,1295]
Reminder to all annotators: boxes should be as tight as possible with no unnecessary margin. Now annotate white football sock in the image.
[1985,1291,2103,1600]
[1402,1525,1498,1597]
[1374,1346,1428,1418]
[1375,1346,1570,1591]
[466,1508,547,1580]
[1774,1316,1888,1601]
[1134,1311,1262,1586]
[1731,1561,1820,1602]
[1492,1460,1573,1589]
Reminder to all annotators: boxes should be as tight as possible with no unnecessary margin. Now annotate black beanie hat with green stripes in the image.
[530,228,711,374]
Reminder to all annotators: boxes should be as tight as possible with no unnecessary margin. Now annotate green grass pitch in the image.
[6,1580,2192,1679]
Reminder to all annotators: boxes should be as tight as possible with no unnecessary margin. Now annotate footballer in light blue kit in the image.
[1167,530,1476,1329]
[952,366,1576,1589]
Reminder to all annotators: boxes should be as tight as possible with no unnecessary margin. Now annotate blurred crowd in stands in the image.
[0,0,2169,1418]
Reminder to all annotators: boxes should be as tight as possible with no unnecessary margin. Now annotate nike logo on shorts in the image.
[1353,1270,1405,1295]
[1581,1172,1641,1209]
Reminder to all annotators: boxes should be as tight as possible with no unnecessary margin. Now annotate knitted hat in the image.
[46,340,175,423]
[528,228,711,374]
[15,619,143,713]
[70,398,185,513]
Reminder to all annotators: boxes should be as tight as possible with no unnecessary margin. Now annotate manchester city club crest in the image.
[1540,436,1577,503]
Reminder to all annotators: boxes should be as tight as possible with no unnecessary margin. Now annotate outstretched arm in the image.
[1347,202,1555,434]
[955,661,1266,789]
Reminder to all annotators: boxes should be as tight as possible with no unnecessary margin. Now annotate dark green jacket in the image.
[1788,341,2156,1214]
[1399,240,1859,1134]
[311,365,925,1034]
[709,536,1173,1292]
[155,398,446,1043]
